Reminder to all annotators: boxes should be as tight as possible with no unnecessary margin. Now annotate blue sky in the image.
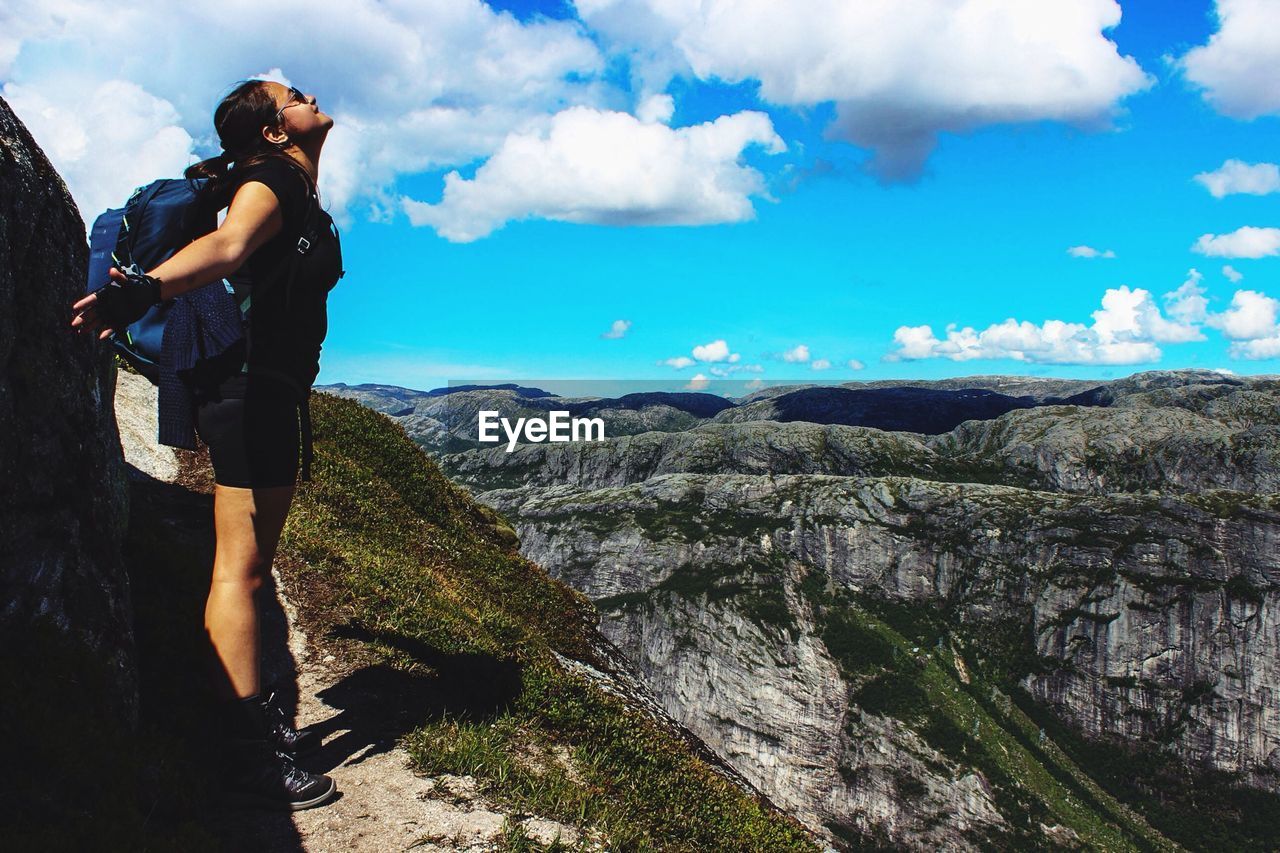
[5,0,1279,394]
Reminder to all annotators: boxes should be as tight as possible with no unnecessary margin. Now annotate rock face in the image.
[115,370,178,482]
[933,376,1280,494]
[580,547,1010,847]
[488,473,1280,770]
[0,96,134,720]
[422,370,1280,849]
[441,422,942,492]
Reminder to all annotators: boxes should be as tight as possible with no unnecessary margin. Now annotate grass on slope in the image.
[802,577,1180,852]
[277,393,817,851]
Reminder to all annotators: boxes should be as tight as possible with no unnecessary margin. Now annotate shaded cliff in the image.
[0,95,132,682]
[0,95,138,844]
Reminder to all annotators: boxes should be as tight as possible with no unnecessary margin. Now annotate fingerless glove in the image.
[94,272,163,330]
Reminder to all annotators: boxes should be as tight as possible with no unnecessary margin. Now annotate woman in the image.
[71,79,343,810]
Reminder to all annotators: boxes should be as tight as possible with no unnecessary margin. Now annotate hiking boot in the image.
[224,739,337,811]
[259,691,322,757]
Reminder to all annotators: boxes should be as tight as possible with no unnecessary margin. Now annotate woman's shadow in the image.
[287,624,523,774]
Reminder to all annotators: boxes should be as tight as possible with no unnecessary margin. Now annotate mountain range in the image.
[325,369,1280,850]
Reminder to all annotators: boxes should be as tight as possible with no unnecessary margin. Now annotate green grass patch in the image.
[811,592,1179,852]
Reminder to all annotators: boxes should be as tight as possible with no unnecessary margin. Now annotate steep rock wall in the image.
[0,96,134,721]
[482,472,1280,847]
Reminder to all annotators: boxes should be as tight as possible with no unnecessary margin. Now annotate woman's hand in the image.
[70,266,157,338]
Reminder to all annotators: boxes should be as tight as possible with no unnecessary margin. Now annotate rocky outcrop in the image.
[594,561,1011,846]
[931,379,1280,494]
[115,370,178,482]
[440,421,942,492]
[0,96,134,720]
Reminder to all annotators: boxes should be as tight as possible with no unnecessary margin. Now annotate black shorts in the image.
[195,389,300,488]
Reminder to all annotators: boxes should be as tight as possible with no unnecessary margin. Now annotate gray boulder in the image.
[0,94,134,722]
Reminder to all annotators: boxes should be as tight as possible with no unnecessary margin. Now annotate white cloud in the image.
[692,338,737,362]
[402,106,783,241]
[1224,264,1244,283]
[1212,289,1280,360]
[636,93,674,124]
[781,344,810,363]
[1193,226,1280,259]
[1207,289,1280,340]
[847,358,865,370]
[1228,337,1280,359]
[2,0,608,222]
[3,79,196,222]
[684,373,710,390]
[576,0,1150,180]
[1179,0,1280,119]
[744,378,766,390]
[1093,283,1205,344]
[811,358,831,370]
[601,319,631,339]
[885,319,1161,365]
[1195,159,1280,198]
[885,282,1208,365]
[1068,245,1116,259]
[664,338,744,369]
[1163,270,1209,326]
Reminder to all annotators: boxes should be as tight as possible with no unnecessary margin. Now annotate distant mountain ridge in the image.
[321,371,1206,453]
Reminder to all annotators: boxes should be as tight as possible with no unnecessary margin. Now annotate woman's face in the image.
[267,81,333,144]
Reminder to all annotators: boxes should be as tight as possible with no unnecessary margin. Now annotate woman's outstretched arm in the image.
[71,181,284,339]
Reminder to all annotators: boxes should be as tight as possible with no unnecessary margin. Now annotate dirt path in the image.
[210,575,583,853]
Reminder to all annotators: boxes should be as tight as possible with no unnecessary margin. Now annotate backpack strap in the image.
[235,162,321,318]
[111,181,164,277]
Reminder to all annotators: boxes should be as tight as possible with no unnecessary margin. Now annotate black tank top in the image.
[215,157,344,400]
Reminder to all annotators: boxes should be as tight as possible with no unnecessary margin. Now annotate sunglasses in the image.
[274,86,313,124]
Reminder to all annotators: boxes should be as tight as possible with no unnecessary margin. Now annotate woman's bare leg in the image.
[205,483,296,700]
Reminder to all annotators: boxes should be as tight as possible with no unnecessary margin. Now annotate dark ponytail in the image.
[185,79,306,209]
[185,151,233,182]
